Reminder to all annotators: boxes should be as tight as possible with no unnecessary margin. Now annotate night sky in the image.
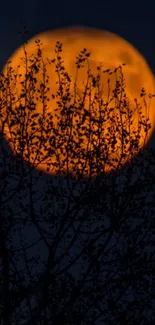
[1,0,155,322]
[1,0,155,75]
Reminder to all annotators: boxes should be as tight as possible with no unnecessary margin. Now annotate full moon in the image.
[2,26,155,176]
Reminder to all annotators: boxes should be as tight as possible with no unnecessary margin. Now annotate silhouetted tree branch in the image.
[0,33,155,325]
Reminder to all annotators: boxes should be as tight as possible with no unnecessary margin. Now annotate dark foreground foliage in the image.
[0,34,155,325]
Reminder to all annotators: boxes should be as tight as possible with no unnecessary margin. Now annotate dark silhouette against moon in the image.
[2,26,155,175]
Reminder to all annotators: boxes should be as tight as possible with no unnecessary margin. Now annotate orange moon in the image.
[2,26,155,176]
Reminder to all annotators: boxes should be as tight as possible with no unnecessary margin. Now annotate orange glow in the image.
[2,26,155,176]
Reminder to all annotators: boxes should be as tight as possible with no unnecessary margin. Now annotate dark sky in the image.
[1,1,155,321]
[1,0,155,75]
